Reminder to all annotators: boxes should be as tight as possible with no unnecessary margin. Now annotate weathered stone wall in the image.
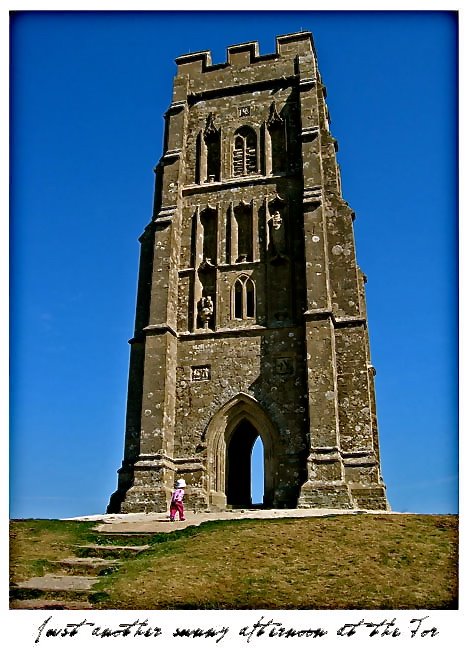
[172,330,308,507]
[174,332,306,447]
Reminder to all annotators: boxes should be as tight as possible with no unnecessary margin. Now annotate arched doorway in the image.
[205,393,278,510]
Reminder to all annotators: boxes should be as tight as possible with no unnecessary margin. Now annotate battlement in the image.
[175,31,315,77]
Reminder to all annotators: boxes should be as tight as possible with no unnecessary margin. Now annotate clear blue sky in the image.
[10,10,458,518]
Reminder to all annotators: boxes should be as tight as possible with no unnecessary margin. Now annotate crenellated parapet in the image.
[174,32,317,97]
[175,31,315,73]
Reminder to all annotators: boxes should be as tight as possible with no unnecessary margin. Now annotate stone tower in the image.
[108,32,389,514]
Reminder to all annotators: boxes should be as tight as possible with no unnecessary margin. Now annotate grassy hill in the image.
[10,513,458,609]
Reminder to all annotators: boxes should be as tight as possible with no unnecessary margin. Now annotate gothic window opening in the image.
[233,126,258,177]
[233,275,256,320]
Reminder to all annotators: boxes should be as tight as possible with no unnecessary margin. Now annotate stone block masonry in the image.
[108,31,389,514]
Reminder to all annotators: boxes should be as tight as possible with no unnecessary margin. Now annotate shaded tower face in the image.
[108,32,389,514]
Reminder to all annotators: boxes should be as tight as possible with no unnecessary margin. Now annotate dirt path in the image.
[66,507,393,533]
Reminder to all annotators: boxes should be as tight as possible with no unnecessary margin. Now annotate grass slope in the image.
[10,514,458,610]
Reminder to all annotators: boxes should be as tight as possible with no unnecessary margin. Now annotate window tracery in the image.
[233,126,258,177]
[233,275,256,320]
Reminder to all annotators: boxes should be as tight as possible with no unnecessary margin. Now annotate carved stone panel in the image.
[191,365,211,382]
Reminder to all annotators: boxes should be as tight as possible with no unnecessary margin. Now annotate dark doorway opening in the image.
[226,418,261,508]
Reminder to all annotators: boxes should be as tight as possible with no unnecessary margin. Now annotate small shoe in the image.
[181,518,186,521]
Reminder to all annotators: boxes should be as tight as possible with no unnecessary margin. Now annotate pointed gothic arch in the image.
[204,393,279,509]
[232,274,256,319]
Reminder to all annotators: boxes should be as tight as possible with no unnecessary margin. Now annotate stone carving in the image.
[267,209,288,263]
[267,101,283,127]
[198,295,214,327]
[204,112,218,138]
[191,365,211,382]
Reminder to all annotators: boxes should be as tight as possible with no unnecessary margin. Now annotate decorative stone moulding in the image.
[162,149,182,163]
[303,186,323,207]
[164,101,186,119]
[267,101,283,127]
[301,126,320,141]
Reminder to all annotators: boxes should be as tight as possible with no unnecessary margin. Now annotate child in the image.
[169,479,186,522]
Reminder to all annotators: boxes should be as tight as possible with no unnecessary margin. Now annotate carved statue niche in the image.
[267,101,285,175]
[196,203,217,330]
[197,295,214,329]
[203,113,221,183]
[199,204,218,270]
[233,200,253,263]
[204,112,217,137]
[267,197,288,264]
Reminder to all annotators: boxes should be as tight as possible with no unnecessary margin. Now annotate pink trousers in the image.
[170,501,185,521]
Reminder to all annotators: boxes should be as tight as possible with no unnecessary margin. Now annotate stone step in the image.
[93,530,154,537]
[13,574,100,592]
[10,597,94,610]
[93,532,155,545]
[10,573,102,603]
[50,557,122,574]
[75,544,150,559]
